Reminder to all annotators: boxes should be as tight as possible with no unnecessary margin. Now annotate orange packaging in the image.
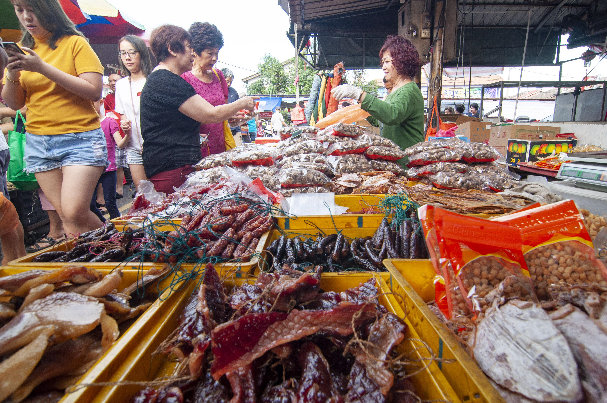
[418,205,449,316]
[435,208,534,320]
[493,200,607,300]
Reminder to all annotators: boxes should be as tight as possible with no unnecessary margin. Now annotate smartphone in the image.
[2,42,26,55]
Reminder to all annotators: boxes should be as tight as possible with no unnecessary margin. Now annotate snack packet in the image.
[493,200,607,300]
[435,208,535,320]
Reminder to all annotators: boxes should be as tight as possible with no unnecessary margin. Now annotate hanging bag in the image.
[212,69,237,150]
[7,110,39,191]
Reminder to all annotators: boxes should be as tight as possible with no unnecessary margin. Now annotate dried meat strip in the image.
[210,302,378,379]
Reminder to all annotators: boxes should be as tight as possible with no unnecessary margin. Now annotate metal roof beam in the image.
[458,1,589,8]
[534,0,571,33]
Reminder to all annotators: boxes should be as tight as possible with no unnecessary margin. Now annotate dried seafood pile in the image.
[0,266,165,402]
[131,263,417,403]
[267,217,428,273]
[420,202,607,402]
[405,183,533,215]
[404,139,517,191]
[194,123,410,197]
[33,193,274,267]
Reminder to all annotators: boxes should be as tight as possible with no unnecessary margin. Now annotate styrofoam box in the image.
[549,181,607,216]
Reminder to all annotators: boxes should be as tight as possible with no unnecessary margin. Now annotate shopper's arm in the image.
[7,47,102,102]
[179,95,256,124]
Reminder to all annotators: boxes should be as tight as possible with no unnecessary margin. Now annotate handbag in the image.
[7,110,39,191]
[212,69,236,150]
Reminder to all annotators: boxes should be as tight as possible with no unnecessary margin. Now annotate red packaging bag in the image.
[493,200,607,300]
[435,208,536,320]
[418,205,448,316]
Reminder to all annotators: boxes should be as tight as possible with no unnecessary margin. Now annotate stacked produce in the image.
[194,123,410,197]
[267,216,428,273]
[32,187,274,266]
[404,138,518,191]
[419,201,607,402]
[0,266,165,402]
[130,263,418,402]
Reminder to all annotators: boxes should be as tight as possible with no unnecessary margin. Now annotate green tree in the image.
[247,54,290,95]
[346,69,380,96]
[285,57,316,95]
[247,54,317,95]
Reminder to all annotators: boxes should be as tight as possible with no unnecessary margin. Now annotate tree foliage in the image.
[247,54,317,95]
[247,54,290,95]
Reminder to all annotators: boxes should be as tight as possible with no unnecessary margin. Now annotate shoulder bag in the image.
[7,110,39,191]
[212,69,236,150]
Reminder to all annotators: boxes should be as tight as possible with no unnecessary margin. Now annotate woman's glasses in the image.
[119,50,138,58]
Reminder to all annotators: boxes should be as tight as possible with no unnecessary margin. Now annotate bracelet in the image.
[5,76,20,85]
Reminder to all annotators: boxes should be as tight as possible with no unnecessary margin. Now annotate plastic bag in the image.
[331,122,364,138]
[282,139,325,158]
[429,172,484,190]
[364,146,406,161]
[195,152,232,170]
[281,161,333,176]
[314,103,370,129]
[403,139,452,156]
[358,133,398,148]
[280,186,330,197]
[238,165,280,191]
[461,142,501,163]
[276,153,327,167]
[479,172,517,192]
[369,159,405,175]
[406,162,468,179]
[435,207,535,319]
[231,146,275,167]
[493,200,607,300]
[278,168,331,188]
[326,154,373,175]
[325,139,370,156]
[407,148,463,166]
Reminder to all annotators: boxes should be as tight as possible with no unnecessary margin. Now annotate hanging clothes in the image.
[305,73,322,123]
[316,74,327,122]
[327,62,344,115]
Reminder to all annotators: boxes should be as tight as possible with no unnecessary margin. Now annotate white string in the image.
[513,10,531,120]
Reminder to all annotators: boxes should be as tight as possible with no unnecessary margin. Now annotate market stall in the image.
[1,121,607,403]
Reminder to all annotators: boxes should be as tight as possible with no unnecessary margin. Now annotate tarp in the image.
[257,97,282,113]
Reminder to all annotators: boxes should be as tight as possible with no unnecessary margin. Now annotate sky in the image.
[108,0,295,93]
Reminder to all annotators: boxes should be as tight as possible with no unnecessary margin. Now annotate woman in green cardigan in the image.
[332,36,424,159]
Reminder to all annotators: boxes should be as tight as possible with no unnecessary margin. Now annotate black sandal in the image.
[26,236,64,253]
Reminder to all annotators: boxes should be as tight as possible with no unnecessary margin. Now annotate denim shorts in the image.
[126,148,144,165]
[24,129,108,174]
[115,146,128,168]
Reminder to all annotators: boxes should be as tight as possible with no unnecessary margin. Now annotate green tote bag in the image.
[7,110,39,191]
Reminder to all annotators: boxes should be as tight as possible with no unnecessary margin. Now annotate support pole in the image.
[295,23,299,103]
[427,0,445,133]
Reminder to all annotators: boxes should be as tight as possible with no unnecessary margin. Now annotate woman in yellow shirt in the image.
[2,0,107,236]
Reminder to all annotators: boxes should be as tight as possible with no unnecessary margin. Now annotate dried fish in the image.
[473,300,582,402]
[550,304,607,402]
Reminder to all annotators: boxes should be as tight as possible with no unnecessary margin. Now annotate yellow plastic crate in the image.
[383,259,436,303]
[0,266,176,403]
[383,261,505,403]
[62,272,462,403]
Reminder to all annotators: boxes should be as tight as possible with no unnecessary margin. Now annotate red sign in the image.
[259,112,273,119]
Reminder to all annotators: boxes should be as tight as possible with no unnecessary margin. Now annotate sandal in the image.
[26,236,65,254]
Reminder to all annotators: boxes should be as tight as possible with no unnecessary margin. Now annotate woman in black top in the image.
[140,25,255,194]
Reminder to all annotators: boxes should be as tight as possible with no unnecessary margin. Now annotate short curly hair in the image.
[379,35,422,79]
[150,24,192,63]
[189,22,224,55]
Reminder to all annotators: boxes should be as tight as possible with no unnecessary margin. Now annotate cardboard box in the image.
[455,121,492,143]
[489,125,560,156]
[506,139,577,166]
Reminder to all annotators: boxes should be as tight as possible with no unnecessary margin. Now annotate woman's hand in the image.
[120,118,132,135]
[7,47,45,75]
[331,84,363,101]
